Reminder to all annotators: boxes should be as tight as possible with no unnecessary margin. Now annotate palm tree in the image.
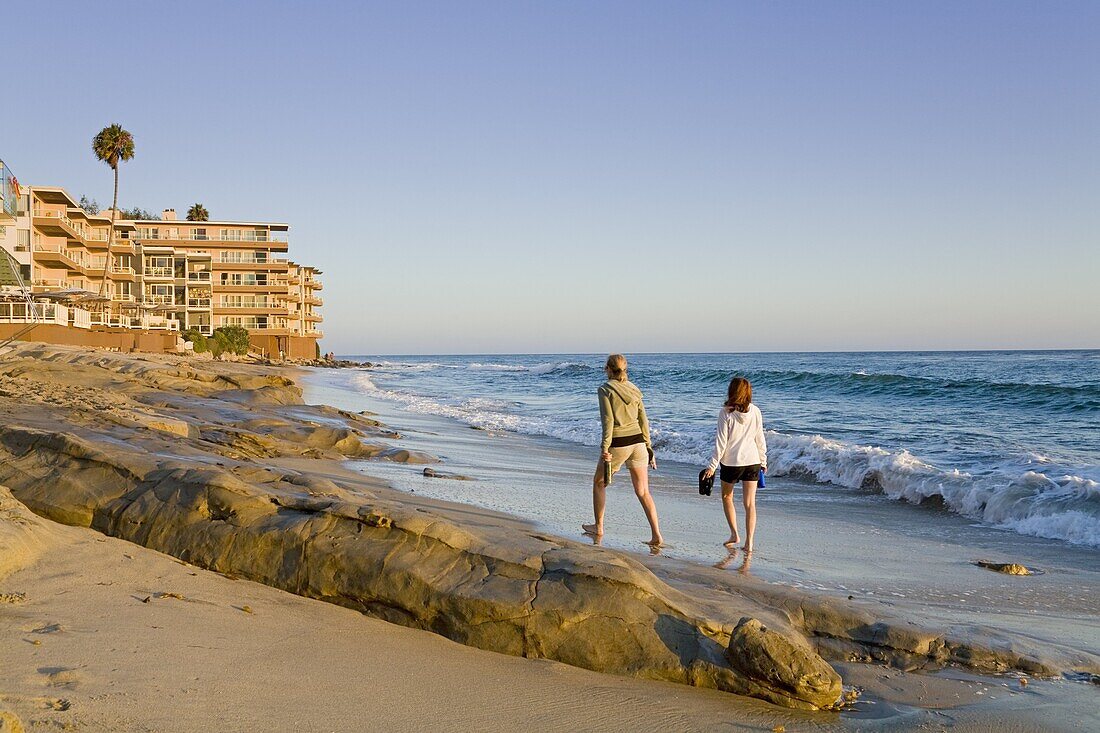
[92,124,135,300]
[186,203,209,222]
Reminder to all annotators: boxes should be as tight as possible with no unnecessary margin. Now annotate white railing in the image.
[0,301,68,326]
[144,267,174,278]
[32,278,68,289]
[144,294,175,305]
[221,279,270,287]
[187,271,212,281]
[140,315,180,331]
[111,265,135,275]
[70,308,92,329]
[220,317,269,329]
[219,298,270,308]
[136,231,287,243]
[187,299,212,308]
[86,258,108,271]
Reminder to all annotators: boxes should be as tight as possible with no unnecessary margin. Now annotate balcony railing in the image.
[111,265,136,275]
[144,266,174,278]
[0,301,71,326]
[187,271,212,281]
[32,208,87,237]
[136,231,288,243]
[33,278,69,289]
[187,299,212,308]
[219,254,273,264]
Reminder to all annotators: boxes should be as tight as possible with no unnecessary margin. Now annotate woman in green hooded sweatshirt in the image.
[582,354,664,547]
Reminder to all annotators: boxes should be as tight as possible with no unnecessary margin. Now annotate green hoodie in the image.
[598,379,652,454]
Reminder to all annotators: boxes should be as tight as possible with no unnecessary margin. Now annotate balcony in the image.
[304,279,323,290]
[187,299,212,309]
[32,278,69,290]
[32,209,88,241]
[139,315,181,332]
[305,296,323,306]
[135,231,288,243]
[110,265,136,281]
[143,266,174,279]
[187,271,213,283]
[32,241,82,271]
[110,241,137,255]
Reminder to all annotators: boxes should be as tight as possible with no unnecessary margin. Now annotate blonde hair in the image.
[605,354,628,381]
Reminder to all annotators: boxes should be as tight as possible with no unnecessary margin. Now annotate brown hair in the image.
[605,354,627,381]
[725,377,752,413]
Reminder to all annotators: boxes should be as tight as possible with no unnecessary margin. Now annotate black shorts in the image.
[720,464,761,484]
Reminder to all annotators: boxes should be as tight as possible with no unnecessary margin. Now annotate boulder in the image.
[725,617,842,709]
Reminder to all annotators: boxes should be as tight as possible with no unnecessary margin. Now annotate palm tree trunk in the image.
[99,167,118,303]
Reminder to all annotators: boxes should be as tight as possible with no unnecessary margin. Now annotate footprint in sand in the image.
[37,667,81,690]
[30,623,62,635]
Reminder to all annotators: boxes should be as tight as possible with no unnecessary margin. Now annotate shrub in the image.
[211,325,250,356]
[182,327,209,353]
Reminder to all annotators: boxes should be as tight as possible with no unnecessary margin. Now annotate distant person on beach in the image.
[702,377,767,553]
[583,354,664,547]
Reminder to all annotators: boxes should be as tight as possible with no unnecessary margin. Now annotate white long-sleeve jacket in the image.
[706,404,767,472]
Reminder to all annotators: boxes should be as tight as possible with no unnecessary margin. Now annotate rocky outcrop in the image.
[726,618,843,708]
[0,425,842,709]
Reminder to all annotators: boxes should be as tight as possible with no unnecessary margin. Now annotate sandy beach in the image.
[1,344,1096,732]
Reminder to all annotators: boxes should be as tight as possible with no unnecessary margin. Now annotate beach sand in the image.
[1,343,1096,731]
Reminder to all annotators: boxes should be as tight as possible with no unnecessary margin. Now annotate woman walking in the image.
[582,354,664,547]
[702,377,767,552]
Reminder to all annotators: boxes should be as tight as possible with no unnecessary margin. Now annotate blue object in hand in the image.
[759,469,766,488]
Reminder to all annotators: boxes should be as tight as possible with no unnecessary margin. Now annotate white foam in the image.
[349,371,1100,547]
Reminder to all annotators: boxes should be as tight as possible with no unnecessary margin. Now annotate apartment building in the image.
[0,165,324,357]
[127,209,322,358]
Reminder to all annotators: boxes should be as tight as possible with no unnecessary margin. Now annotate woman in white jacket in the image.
[702,377,767,552]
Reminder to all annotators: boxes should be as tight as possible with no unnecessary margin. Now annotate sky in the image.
[5,1,1098,354]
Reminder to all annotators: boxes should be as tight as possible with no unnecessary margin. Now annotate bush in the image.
[211,325,250,356]
[182,328,209,353]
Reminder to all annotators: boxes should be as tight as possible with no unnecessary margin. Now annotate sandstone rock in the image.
[975,561,1031,575]
[726,617,842,709]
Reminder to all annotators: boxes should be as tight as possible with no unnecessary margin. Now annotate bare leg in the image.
[628,464,663,546]
[582,460,607,536]
[742,480,758,552]
[721,481,740,547]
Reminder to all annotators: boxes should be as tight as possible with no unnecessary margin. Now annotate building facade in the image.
[0,170,323,357]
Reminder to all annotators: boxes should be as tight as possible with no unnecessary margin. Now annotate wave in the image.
[767,432,1100,547]
[349,371,1100,547]
[671,368,1100,412]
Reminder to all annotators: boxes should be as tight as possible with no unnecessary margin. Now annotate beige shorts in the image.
[606,443,649,475]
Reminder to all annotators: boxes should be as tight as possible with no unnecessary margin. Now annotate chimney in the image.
[162,208,177,221]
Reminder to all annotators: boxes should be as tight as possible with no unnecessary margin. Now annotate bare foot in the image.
[723,533,740,548]
[582,523,603,537]
[645,535,664,548]
[742,543,754,554]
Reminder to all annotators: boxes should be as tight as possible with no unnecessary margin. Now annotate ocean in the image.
[338,350,1100,548]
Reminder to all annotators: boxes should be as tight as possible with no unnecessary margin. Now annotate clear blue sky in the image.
[6,1,1098,353]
